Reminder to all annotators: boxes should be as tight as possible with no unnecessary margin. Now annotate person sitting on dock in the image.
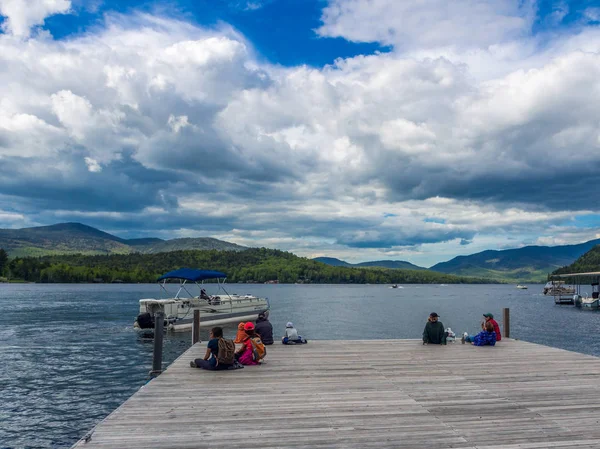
[255,312,274,345]
[422,312,447,345]
[235,322,263,365]
[234,322,248,343]
[190,326,236,370]
[483,313,501,341]
[461,321,497,346]
[282,321,308,345]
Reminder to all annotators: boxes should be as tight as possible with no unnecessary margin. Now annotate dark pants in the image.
[282,336,306,345]
[192,358,231,370]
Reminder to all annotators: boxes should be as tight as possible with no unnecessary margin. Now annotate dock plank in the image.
[73,339,600,448]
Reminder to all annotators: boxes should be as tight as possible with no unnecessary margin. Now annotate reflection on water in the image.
[1,283,598,448]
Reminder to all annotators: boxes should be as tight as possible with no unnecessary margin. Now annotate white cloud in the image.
[318,0,535,51]
[0,0,71,37]
[167,115,190,133]
[1,9,600,265]
[84,157,102,173]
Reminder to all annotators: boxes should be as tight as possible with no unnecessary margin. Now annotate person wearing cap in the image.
[236,322,260,365]
[422,312,447,345]
[461,321,496,346]
[282,321,307,345]
[255,311,274,345]
[483,313,501,341]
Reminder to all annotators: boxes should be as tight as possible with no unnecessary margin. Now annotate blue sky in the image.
[1,0,600,266]
[44,0,390,66]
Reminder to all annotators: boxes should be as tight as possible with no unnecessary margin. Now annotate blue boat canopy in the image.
[157,268,227,282]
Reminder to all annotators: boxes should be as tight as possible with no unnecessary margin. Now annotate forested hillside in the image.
[1,248,494,284]
[553,245,600,275]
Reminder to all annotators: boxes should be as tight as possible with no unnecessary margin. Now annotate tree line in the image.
[0,247,496,284]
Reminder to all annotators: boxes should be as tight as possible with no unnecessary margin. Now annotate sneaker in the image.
[189,361,196,368]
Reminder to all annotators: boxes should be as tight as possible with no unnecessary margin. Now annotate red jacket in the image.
[489,318,501,341]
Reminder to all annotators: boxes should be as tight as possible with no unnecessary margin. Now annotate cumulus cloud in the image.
[0,0,71,37]
[1,5,600,265]
[317,0,535,51]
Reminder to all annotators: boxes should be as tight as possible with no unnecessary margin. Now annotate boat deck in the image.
[73,339,600,449]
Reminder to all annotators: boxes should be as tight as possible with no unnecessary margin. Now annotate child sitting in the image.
[236,322,261,365]
[282,322,307,345]
[461,321,497,346]
[234,322,248,344]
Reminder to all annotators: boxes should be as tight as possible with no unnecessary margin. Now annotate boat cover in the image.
[157,268,227,282]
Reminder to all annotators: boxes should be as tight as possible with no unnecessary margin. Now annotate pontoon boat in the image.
[134,268,269,332]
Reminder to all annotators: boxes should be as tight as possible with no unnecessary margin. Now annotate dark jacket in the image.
[255,317,274,345]
[423,321,446,344]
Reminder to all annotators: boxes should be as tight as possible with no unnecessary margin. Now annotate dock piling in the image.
[149,311,164,378]
[502,307,510,338]
[192,309,200,345]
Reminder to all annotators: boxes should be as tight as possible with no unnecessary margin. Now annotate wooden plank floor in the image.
[73,339,600,449]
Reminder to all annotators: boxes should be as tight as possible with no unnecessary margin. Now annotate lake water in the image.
[1,283,599,448]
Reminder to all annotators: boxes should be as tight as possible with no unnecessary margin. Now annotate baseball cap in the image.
[429,312,439,318]
[243,322,255,331]
[483,313,494,319]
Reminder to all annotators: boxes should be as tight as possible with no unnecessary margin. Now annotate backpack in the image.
[250,336,267,361]
[217,338,235,366]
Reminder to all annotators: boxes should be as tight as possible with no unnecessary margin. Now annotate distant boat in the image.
[516,285,528,289]
[391,284,398,288]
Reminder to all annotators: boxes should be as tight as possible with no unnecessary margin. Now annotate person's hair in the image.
[245,329,256,338]
[484,321,494,333]
[211,327,223,338]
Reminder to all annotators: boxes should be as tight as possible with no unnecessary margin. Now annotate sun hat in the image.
[483,313,494,319]
[286,321,294,328]
[243,322,255,331]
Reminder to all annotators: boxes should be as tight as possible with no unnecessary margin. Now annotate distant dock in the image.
[72,339,600,448]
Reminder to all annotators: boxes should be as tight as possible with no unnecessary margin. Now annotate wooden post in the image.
[150,311,164,378]
[502,307,510,339]
[192,310,200,345]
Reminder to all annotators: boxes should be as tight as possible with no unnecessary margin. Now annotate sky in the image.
[1,0,600,267]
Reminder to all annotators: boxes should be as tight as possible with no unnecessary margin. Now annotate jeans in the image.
[282,336,306,344]
[464,335,475,343]
[192,358,231,370]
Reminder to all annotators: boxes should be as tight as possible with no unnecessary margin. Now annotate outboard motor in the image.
[136,312,155,329]
[574,294,582,308]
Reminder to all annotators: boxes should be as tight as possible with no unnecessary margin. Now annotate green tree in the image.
[0,248,7,275]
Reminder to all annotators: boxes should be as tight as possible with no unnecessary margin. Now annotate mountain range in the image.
[429,240,600,282]
[314,240,600,282]
[0,223,246,257]
[312,257,426,271]
[2,222,599,282]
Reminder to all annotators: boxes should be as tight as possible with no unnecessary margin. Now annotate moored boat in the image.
[581,282,600,310]
[516,284,528,289]
[134,268,269,332]
[543,280,575,296]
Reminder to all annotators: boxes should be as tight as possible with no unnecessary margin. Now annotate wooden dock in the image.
[73,339,600,449]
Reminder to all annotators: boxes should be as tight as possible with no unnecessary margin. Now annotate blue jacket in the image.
[473,330,496,346]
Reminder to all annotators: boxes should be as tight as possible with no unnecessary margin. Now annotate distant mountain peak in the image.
[0,223,246,257]
[313,257,426,270]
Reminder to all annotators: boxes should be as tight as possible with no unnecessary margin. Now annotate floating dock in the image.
[73,339,600,448]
